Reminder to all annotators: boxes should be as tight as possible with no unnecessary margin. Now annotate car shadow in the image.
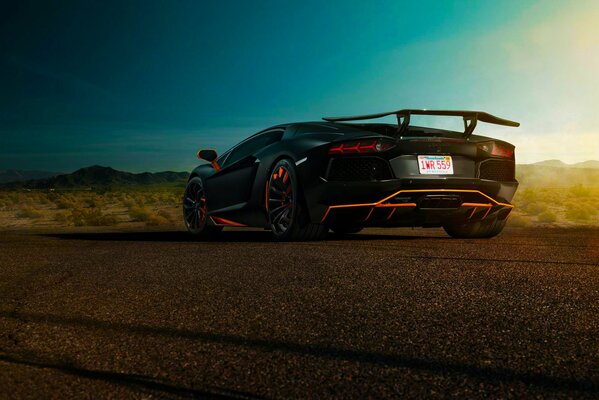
[0,351,264,399]
[1,309,597,394]
[42,230,448,243]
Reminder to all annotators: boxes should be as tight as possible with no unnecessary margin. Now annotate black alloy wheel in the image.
[266,159,328,241]
[267,163,295,236]
[183,177,221,236]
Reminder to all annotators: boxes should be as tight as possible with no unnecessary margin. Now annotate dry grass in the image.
[0,173,596,229]
[509,186,599,226]
[16,206,43,219]
[0,187,182,228]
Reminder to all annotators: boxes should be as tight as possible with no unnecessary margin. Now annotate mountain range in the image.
[528,160,599,168]
[0,169,62,184]
[0,166,188,189]
[0,160,597,189]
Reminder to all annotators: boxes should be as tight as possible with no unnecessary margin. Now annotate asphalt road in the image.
[0,226,598,399]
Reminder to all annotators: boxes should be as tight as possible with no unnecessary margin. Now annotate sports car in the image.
[183,109,519,240]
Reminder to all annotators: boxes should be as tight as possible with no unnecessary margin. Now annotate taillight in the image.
[329,139,395,155]
[478,142,514,158]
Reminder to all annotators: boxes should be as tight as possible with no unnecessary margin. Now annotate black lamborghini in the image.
[183,109,519,240]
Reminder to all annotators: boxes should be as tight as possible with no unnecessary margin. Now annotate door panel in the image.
[204,129,284,214]
[205,156,258,211]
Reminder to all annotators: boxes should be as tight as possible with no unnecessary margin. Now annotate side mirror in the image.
[197,149,217,162]
[196,149,220,171]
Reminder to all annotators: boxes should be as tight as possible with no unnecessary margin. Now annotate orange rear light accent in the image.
[320,189,513,222]
[329,139,392,154]
[210,216,246,227]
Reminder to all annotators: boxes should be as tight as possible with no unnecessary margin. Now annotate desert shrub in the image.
[16,206,42,219]
[85,209,117,226]
[508,214,529,227]
[518,188,537,202]
[583,201,598,215]
[521,201,548,216]
[570,184,591,197]
[55,196,77,209]
[54,211,70,224]
[145,214,170,226]
[22,196,34,206]
[47,192,59,202]
[134,196,146,207]
[128,205,151,221]
[565,206,592,222]
[85,194,105,208]
[157,209,172,221]
[69,208,118,226]
[537,211,557,223]
[37,193,51,205]
[8,193,19,205]
[144,194,158,205]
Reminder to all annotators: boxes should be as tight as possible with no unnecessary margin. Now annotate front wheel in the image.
[443,216,506,239]
[266,159,327,241]
[183,177,222,237]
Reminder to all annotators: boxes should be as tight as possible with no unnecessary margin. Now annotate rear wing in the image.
[323,109,520,138]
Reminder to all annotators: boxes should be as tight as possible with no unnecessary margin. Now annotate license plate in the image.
[418,155,454,175]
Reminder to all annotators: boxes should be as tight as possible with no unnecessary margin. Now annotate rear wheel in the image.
[267,159,327,241]
[183,177,222,237]
[443,216,506,239]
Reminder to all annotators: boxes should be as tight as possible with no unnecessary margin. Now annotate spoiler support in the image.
[323,109,519,139]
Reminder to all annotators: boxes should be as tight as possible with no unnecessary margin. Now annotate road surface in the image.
[0,226,598,399]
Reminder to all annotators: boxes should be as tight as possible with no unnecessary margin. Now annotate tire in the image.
[443,216,506,239]
[330,226,363,235]
[266,159,328,241]
[183,177,223,237]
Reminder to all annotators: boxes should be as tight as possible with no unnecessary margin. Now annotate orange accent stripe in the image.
[265,181,269,211]
[278,167,283,176]
[386,208,397,220]
[364,207,375,221]
[273,173,278,180]
[461,202,492,208]
[320,207,332,222]
[210,216,246,227]
[376,203,418,208]
[481,207,492,220]
[377,189,513,207]
[328,202,374,209]
[468,207,477,220]
[283,171,289,183]
[320,189,513,223]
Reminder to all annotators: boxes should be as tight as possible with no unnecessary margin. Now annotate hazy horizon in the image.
[2,0,598,172]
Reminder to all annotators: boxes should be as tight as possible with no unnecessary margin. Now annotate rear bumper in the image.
[306,177,518,227]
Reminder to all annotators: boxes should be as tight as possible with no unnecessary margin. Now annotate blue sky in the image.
[1,0,597,172]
